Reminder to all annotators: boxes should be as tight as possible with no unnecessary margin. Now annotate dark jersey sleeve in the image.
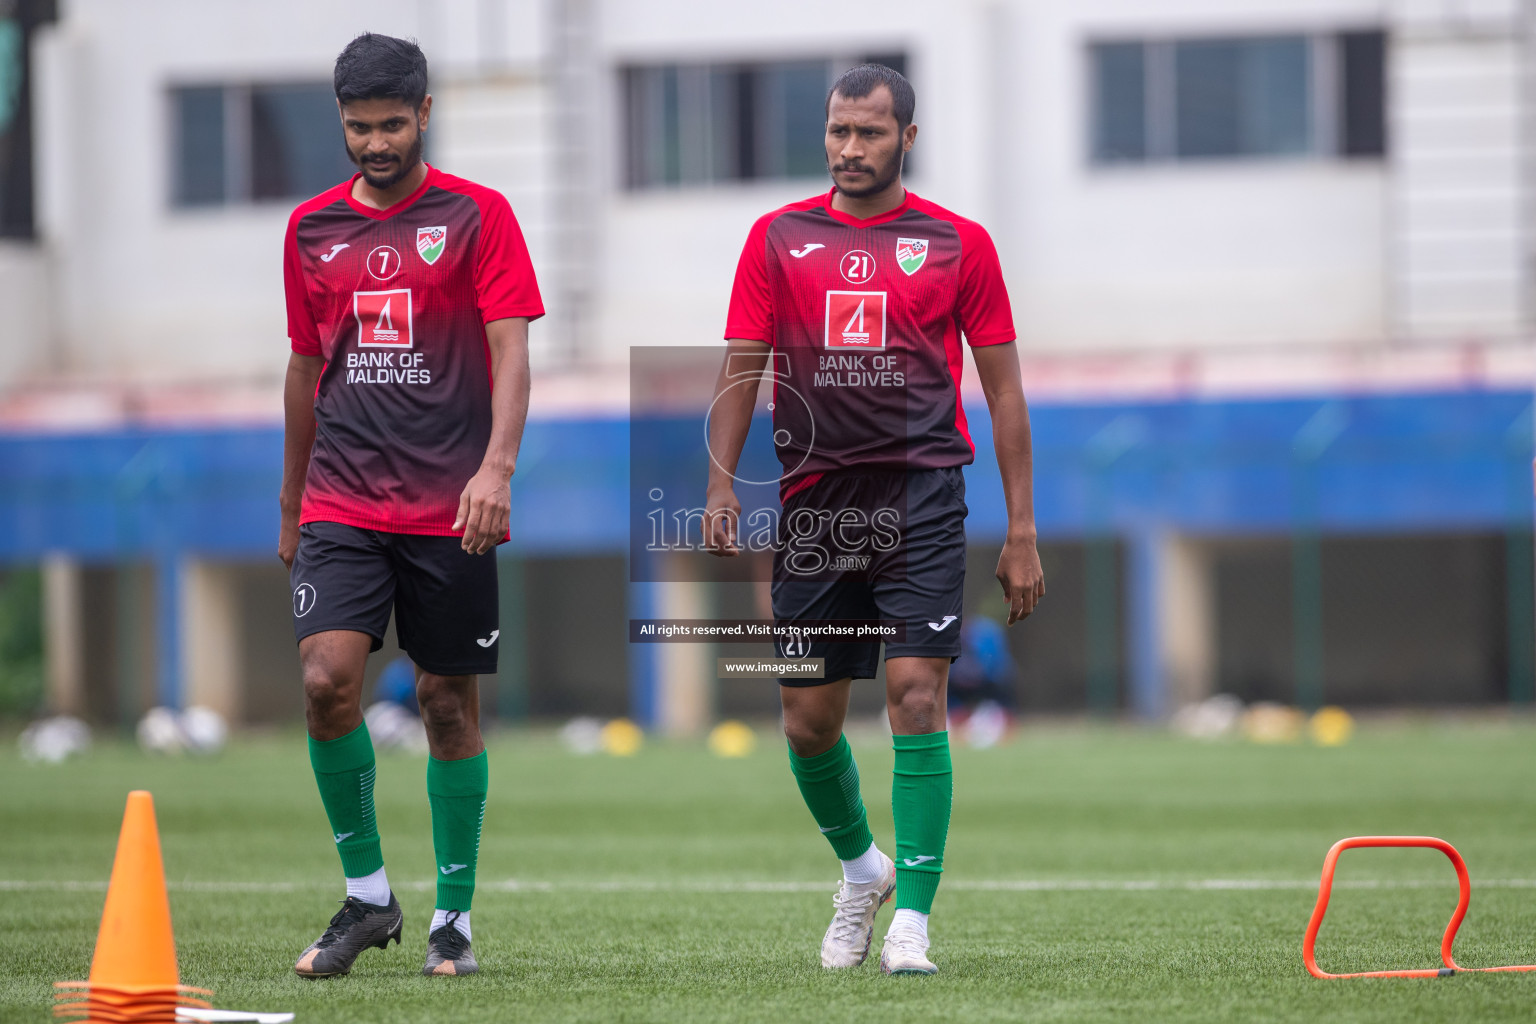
[472,190,545,324]
[955,220,1016,348]
[724,213,775,343]
[284,207,322,356]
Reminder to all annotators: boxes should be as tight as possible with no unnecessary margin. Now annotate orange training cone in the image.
[88,790,179,991]
[54,791,210,1023]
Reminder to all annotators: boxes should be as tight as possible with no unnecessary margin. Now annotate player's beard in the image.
[350,131,424,190]
[830,147,904,200]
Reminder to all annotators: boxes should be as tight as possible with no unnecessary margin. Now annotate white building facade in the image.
[0,0,1526,412]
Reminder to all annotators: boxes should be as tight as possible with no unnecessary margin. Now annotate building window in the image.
[1174,36,1312,159]
[1090,31,1386,166]
[171,83,356,207]
[623,54,908,189]
[0,1,56,238]
[1339,31,1386,158]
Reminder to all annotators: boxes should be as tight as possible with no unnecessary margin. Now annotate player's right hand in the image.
[278,510,300,570]
[704,486,741,556]
[996,532,1045,625]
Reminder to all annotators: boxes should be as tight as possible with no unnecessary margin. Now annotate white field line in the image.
[7,878,1536,895]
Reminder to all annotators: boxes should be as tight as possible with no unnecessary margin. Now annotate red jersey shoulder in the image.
[425,166,492,197]
[906,192,1014,347]
[425,168,515,220]
[904,193,995,250]
[285,179,354,238]
[750,193,829,242]
[429,167,545,323]
[724,196,824,342]
[770,192,830,223]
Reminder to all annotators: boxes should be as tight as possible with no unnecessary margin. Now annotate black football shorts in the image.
[771,466,967,686]
[290,522,500,676]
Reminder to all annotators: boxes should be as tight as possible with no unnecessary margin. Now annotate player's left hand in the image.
[996,532,1045,625]
[455,465,512,555]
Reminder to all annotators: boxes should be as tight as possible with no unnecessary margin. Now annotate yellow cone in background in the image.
[1309,706,1355,747]
[707,720,756,758]
[601,718,644,757]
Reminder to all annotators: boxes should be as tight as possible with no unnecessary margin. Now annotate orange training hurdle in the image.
[1304,835,1536,979]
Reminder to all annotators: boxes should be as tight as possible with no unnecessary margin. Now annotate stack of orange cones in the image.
[54,791,212,1024]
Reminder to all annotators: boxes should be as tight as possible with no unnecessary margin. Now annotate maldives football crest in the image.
[895,237,929,276]
[416,226,447,266]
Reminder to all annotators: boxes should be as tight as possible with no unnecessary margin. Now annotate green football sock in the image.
[892,730,952,914]
[428,750,488,912]
[788,734,875,861]
[308,721,385,879]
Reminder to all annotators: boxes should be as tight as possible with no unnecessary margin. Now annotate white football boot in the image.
[819,851,896,968]
[879,924,937,975]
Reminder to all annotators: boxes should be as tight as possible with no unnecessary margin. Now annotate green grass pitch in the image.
[6,720,1536,1022]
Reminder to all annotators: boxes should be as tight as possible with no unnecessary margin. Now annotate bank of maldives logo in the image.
[896,237,928,275]
[417,225,447,265]
[824,290,887,350]
[354,288,413,347]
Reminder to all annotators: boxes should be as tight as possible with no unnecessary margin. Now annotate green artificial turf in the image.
[5,719,1536,1022]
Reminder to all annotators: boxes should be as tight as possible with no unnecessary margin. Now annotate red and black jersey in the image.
[284,165,543,535]
[725,188,1014,498]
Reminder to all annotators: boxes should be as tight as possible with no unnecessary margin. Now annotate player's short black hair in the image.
[334,32,429,109]
[826,63,915,131]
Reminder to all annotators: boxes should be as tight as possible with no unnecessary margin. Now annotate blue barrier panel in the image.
[1,392,1531,561]
[0,416,631,561]
[3,391,1530,719]
[972,390,1535,538]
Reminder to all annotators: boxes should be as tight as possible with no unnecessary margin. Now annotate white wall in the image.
[593,0,983,358]
[31,0,545,386]
[1011,0,1391,351]
[36,0,420,383]
[1389,0,1531,341]
[594,0,1397,359]
[0,243,52,385]
[9,0,1523,391]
